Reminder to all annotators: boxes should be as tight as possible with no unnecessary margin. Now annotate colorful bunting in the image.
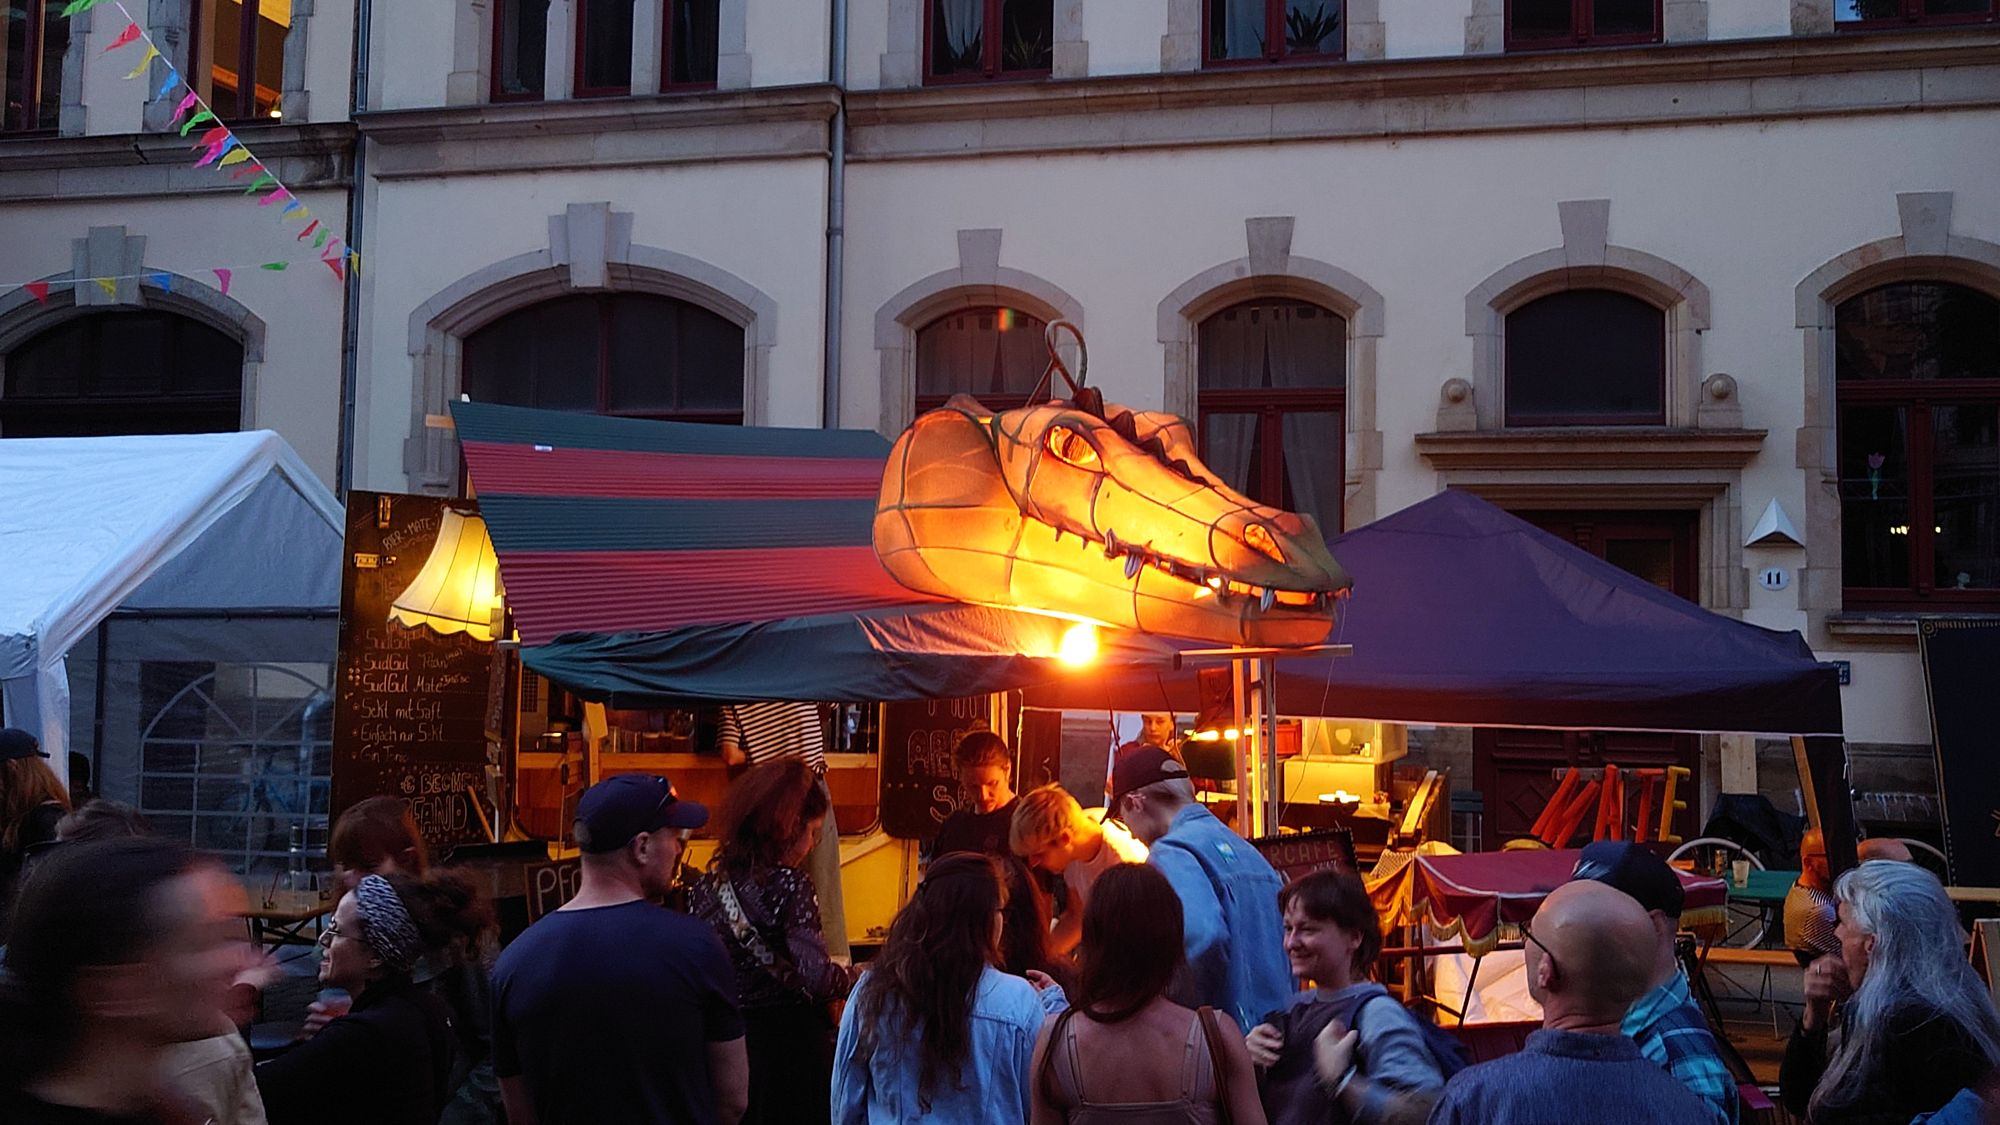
[243,171,277,194]
[258,188,292,208]
[296,220,320,242]
[146,272,172,292]
[169,90,199,127]
[25,281,49,305]
[59,0,106,17]
[94,277,118,298]
[214,269,232,296]
[280,198,305,217]
[102,22,140,52]
[348,252,361,276]
[321,255,345,280]
[195,125,228,147]
[311,228,329,249]
[218,147,250,167]
[123,43,159,81]
[178,109,216,137]
[155,67,180,99]
[260,262,288,271]
[230,161,264,180]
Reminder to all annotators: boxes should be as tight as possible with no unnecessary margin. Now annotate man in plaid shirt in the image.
[1572,841,1740,1125]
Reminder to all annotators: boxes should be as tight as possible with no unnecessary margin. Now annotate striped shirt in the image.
[1623,970,1739,1125]
[1784,881,1839,959]
[718,702,826,772]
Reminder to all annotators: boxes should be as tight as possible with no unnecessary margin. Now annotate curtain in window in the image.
[1200,308,1266,494]
[1267,308,1344,535]
[1217,0,1263,59]
[936,0,983,62]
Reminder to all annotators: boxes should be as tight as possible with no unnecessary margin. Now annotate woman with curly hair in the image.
[0,729,70,924]
[690,758,855,1125]
[833,853,1047,1125]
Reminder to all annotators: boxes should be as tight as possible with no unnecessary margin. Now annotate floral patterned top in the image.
[690,863,851,1011]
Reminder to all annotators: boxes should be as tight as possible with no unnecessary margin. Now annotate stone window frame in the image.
[1794,191,2000,642]
[0,226,267,433]
[457,0,751,105]
[1163,0,1385,70]
[1157,216,1386,526]
[1463,0,1707,53]
[1462,200,1712,433]
[882,0,1086,86]
[873,228,1083,437]
[404,202,776,493]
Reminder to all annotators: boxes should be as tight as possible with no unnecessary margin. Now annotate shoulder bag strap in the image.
[1197,1005,1235,1125]
[714,875,780,968]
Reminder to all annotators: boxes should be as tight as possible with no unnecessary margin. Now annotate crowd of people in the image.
[4,721,2000,1125]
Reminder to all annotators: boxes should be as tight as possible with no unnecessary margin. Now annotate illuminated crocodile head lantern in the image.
[873,323,1351,647]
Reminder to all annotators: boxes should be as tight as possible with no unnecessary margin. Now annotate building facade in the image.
[5,0,1996,840]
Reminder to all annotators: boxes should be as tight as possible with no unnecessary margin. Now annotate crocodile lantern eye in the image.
[1244,523,1285,563]
[1044,426,1102,470]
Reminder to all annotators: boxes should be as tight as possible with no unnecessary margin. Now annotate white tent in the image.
[0,432,342,783]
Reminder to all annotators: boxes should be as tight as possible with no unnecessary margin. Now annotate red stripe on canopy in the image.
[460,441,886,500]
[498,547,944,646]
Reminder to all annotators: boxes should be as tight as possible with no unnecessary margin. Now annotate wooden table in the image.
[244,887,333,949]
[1946,886,2000,905]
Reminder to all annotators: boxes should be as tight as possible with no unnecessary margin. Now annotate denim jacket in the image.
[1148,803,1293,1032]
[831,965,1046,1125]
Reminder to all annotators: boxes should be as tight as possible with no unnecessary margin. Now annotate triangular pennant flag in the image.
[93,277,118,298]
[147,272,173,292]
[348,252,361,277]
[321,255,346,280]
[123,44,160,81]
[296,219,320,241]
[280,198,305,217]
[24,281,50,305]
[230,160,264,180]
[260,262,288,271]
[59,0,107,17]
[218,147,250,167]
[170,90,199,126]
[258,187,292,208]
[312,228,329,249]
[195,125,228,147]
[243,171,277,194]
[102,23,140,53]
[156,67,180,99]
[213,269,232,296]
[193,144,224,169]
[178,109,216,137]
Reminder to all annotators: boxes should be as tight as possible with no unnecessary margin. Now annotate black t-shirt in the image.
[932,797,1019,859]
[492,900,744,1125]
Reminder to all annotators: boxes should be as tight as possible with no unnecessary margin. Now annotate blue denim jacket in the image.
[831,965,1046,1125]
[1148,802,1292,1031]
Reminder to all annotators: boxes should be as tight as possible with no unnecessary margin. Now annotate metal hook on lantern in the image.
[1027,319,1088,405]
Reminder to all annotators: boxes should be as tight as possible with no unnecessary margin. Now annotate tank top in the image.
[1047,1010,1221,1125]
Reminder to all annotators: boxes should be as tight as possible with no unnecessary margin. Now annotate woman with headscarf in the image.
[255,871,487,1125]
[1779,860,2000,1122]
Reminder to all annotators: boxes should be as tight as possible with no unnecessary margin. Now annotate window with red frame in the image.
[196,0,290,120]
[1197,300,1346,538]
[461,294,746,423]
[3,0,68,132]
[927,0,1052,83]
[1836,281,2000,610]
[575,0,635,96]
[492,0,550,101]
[1504,289,1666,426]
[1507,0,1660,49]
[3,311,243,437]
[1207,0,1344,65]
[914,307,1050,413]
[666,0,720,86]
[1837,0,1997,26]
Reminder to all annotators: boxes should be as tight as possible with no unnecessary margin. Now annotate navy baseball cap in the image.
[574,774,707,853]
[1571,839,1684,917]
[0,728,48,762]
[1110,744,1189,807]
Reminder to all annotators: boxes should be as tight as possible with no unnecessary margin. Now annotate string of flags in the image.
[3,261,316,305]
[29,0,362,290]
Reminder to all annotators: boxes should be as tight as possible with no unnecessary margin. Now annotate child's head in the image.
[1276,867,1381,987]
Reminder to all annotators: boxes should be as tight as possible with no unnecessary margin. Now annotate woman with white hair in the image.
[1779,860,2000,1123]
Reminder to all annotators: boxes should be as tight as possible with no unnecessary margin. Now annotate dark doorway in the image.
[1474,509,1702,849]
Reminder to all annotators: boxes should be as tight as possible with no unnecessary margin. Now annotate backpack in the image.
[1254,988,1469,1125]
[1350,992,1471,1080]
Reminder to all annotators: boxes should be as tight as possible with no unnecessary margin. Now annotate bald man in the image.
[1858,837,1913,864]
[1430,881,1709,1125]
[1786,828,1840,965]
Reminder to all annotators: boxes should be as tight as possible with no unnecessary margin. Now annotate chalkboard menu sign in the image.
[1921,620,2000,888]
[331,492,496,852]
[1252,828,1358,886]
[879,696,991,839]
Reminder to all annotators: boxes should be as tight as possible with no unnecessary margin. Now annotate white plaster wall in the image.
[747,0,831,86]
[302,0,358,121]
[353,157,829,492]
[841,111,2000,744]
[1086,0,1170,77]
[1380,0,1474,58]
[844,0,890,90]
[0,191,351,486]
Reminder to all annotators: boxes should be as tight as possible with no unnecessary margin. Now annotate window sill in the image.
[1826,611,2000,641]
[1412,427,1766,470]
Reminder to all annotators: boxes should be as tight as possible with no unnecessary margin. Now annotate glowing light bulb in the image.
[1224,728,1241,740]
[1057,622,1099,667]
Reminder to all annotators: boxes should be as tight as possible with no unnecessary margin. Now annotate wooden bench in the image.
[1704,948,1801,967]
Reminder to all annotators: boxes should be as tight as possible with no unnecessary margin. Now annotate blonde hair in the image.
[1009,784,1081,856]
[1,756,72,852]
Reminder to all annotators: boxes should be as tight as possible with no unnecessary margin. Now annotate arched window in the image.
[1836,280,2000,608]
[1197,299,1345,536]
[1504,288,1665,426]
[913,305,1050,414]
[1,311,243,437]
[461,292,745,423]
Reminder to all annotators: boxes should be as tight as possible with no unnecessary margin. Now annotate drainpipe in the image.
[335,0,373,495]
[820,0,848,429]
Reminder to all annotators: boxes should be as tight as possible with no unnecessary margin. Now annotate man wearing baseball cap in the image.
[1571,840,1738,1125]
[492,774,749,1125]
[1110,744,1290,1031]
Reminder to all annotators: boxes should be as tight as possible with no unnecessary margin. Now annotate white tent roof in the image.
[0,431,342,776]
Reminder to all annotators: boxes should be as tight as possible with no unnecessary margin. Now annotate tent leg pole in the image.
[1262,655,1279,836]
[1232,658,1252,838]
[1796,734,1860,877]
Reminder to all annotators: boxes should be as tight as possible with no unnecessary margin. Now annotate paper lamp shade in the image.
[389,508,505,642]
[874,393,1351,647]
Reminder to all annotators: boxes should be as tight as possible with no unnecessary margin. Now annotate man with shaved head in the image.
[1786,827,1840,966]
[1429,880,1709,1124]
